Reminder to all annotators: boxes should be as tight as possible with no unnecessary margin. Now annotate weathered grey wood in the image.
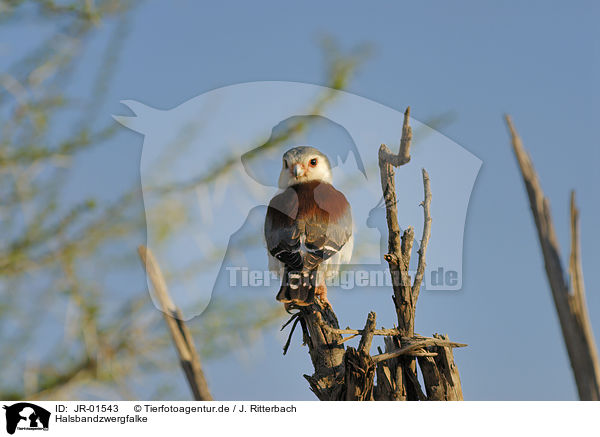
[412,169,431,300]
[417,354,445,400]
[377,108,418,400]
[378,155,414,335]
[418,334,463,400]
[372,337,466,363]
[322,326,402,337]
[343,312,377,400]
[137,246,213,401]
[290,106,465,401]
[432,334,463,400]
[300,304,345,400]
[358,312,377,354]
[506,116,600,401]
[374,336,407,400]
[344,347,375,401]
[374,358,395,400]
[375,107,453,400]
[401,227,415,271]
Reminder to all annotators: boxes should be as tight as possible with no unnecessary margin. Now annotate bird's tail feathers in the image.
[276,268,317,306]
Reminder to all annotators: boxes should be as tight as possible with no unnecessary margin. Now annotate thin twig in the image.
[338,334,360,344]
[412,168,432,298]
[372,338,467,364]
[323,326,401,337]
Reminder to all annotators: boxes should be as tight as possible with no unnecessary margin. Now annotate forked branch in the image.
[284,106,464,401]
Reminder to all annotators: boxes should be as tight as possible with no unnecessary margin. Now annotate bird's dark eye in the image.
[309,158,317,166]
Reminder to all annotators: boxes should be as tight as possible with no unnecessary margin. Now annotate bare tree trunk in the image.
[284,107,466,400]
[505,116,600,400]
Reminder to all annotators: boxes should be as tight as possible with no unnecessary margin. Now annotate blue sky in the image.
[4,1,599,400]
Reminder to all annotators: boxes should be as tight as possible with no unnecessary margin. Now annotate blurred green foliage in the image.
[0,1,369,399]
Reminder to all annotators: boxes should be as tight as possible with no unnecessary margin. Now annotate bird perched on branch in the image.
[264,146,353,307]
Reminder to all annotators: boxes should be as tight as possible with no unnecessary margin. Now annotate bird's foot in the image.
[315,284,330,308]
[283,300,311,313]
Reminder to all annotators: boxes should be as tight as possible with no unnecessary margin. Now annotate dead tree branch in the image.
[413,169,432,299]
[299,305,345,400]
[344,312,377,400]
[322,326,402,337]
[505,115,600,401]
[374,107,463,400]
[137,246,213,401]
[378,107,431,336]
[417,334,464,400]
[372,337,467,363]
[284,107,465,400]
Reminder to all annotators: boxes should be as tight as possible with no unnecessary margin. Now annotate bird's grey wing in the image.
[303,184,352,270]
[264,188,303,271]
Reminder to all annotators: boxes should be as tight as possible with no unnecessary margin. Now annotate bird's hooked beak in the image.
[291,164,305,178]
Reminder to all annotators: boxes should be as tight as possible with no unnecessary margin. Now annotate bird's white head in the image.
[278,146,333,188]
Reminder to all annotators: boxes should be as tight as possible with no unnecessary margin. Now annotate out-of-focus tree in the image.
[0,1,372,400]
